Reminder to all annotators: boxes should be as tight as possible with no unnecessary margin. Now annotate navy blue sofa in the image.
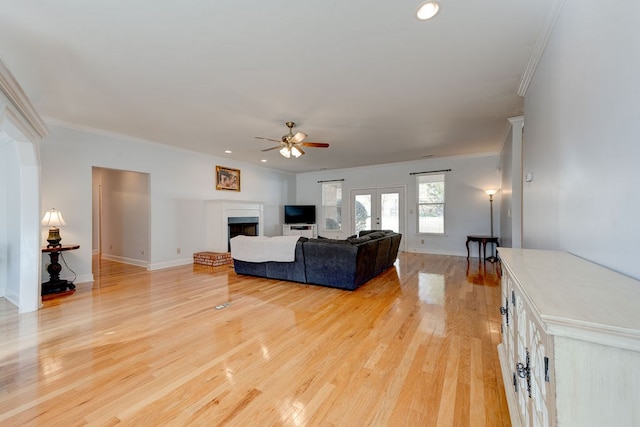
[232,230,402,290]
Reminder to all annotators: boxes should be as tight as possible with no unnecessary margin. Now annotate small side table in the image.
[42,245,80,295]
[465,236,499,261]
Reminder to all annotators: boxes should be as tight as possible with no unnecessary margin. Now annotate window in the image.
[322,182,342,230]
[417,173,445,234]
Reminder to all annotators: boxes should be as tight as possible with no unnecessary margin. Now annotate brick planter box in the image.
[193,251,232,267]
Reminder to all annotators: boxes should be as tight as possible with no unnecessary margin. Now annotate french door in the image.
[350,186,405,238]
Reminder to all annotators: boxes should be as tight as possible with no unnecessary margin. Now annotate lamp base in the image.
[46,227,62,248]
[42,249,75,295]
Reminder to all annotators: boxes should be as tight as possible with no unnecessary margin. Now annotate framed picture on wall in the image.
[215,166,241,191]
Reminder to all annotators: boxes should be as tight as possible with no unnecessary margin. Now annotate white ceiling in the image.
[0,0,549,173]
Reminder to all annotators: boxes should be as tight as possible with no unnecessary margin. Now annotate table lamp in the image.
[42,208,66,248]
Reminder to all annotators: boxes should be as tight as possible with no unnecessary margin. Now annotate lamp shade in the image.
[280,147,291,158]
[291,146,303,158]
[484,189,498,196]
[42,208,67,227]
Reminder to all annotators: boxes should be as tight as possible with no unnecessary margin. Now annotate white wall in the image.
[40,122,296,282]
[296,154,502,256]
[523,0,640,279]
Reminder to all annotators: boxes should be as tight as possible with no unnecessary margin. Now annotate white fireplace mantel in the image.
[205,200,264,253]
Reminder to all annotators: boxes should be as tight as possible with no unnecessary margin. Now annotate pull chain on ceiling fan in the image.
[255,121,329,158]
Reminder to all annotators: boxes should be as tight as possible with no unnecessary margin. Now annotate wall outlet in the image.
[176,247,181,254]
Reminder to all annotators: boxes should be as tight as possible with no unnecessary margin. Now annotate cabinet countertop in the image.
[498,248,640,351]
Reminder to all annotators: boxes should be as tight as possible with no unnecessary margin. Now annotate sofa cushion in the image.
[308,238,349,245]
[347,235,371,244]
[364,231,386,240]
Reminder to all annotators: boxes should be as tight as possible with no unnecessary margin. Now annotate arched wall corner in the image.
[0,58,49,313]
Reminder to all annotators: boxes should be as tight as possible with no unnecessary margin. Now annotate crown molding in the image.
[0,58,49,140]
[507,116,524,126]
[502,115,524,141]
[518,0,568,97]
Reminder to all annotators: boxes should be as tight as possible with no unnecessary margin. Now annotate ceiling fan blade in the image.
[261,146,282,152]
[255,136,281,143]
[301,142,330,148]
[291,131,307,143]
[295,146,306,156]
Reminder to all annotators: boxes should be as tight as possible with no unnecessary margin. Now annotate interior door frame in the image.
[350,186,406,251]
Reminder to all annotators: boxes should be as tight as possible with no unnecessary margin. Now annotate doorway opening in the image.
[92,167,151,270]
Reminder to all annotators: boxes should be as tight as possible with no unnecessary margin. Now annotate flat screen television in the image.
[284,205,316,224]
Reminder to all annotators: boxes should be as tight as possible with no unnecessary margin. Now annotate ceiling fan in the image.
[255,122,329,158]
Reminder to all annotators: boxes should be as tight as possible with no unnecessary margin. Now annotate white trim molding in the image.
[518,0,568,97]
[0,57,47,313]
[0,59,48,140]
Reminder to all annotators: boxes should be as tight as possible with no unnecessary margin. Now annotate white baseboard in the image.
[3,289,19,308]
[101,254,149,268]
[67,273,94,284]
[99,254,193,271]
[148,258,193,271]
[407,247,468,257]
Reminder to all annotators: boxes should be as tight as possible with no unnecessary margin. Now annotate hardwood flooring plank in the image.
[0,253,510,426]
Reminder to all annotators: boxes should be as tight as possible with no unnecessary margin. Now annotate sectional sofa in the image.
[232,230,402,290]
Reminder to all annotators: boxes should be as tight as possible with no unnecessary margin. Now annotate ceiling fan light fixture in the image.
[291,146,303,158]
[416,1,441,20]
[280,147,291,158]
[291,131,307,143]
[259,121,326,159]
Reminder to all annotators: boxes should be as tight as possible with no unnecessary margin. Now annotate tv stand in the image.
[282,224,317,238]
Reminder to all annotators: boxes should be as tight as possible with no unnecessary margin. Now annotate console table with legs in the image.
[465,235,499,260]
[42,244,79,295]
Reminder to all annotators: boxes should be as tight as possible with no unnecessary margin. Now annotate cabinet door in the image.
[513,287,555,427]
[513,288,530,425]
[500,270,516,382]
[527,313,554,427]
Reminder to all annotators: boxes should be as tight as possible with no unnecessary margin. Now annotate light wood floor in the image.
[0,252,510,426]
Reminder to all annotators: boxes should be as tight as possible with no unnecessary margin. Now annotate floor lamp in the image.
[485,189,498,262]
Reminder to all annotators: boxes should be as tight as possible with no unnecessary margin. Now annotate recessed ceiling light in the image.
[416,1,441,20]
[225,150,232,154]
[261,159,267,163]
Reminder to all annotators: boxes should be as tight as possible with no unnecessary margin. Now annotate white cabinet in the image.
[282,224,317,238]
[498,248,640,427]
